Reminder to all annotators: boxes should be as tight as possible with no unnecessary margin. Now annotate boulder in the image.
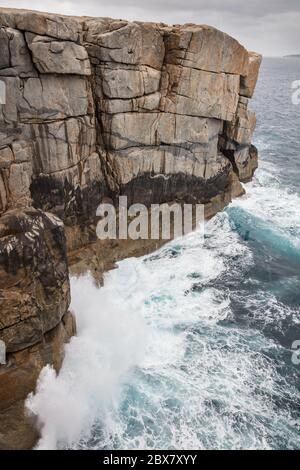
[26,33,91,75]
[99,64,161,99]
[160,65,240,121]
[30,152,106,228]
[84,20,165,69]
[222,97,257,148]
[102,112,222,152]
[0,142,33,213]
[0,27,36,77]
[240,52,262,98]
[164,24,249,75]
[31,116,96,174]
[233,144,259,183]
[0,8,82,41]
[20,75,92,121]
[113,146,233,206]
[0,311,76,450]
[0,208,70,352]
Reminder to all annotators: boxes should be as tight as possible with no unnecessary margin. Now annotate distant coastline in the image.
[284,54,300,58]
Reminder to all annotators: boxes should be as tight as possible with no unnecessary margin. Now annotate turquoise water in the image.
[27,58,300,450]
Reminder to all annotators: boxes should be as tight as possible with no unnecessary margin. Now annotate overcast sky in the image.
[1,0,300,56]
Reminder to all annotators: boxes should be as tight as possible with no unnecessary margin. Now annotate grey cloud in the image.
[73,0,300,17]
[1,0,300,56]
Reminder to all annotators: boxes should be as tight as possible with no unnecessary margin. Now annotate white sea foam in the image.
[232,166,300,246]
[26,274,148,450]
[25,139,300,450]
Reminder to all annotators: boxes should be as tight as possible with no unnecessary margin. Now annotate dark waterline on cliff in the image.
[27,58,300,450]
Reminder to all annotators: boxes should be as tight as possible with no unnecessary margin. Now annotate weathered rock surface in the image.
[0,209,70,352]
[0,8,262,449]
[0,311,76,450]
[26,33,91,75]
[240,52,262,98]
[0,27,36,77]
[0,208,75,449]
[0,8,82,41]
[163,24,249,75]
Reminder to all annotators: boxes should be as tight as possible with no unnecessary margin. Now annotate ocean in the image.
[26,58,300,450]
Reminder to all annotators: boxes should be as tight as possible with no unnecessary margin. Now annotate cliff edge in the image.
[0,8,262,449]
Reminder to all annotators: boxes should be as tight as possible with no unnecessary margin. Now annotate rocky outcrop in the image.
[240,52,262,98]
[0,208,75,449]
[0,8,262,449]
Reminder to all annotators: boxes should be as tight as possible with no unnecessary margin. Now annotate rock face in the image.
[0,8,262,449]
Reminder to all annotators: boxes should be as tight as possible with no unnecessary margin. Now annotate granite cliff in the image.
[0,8,262,449]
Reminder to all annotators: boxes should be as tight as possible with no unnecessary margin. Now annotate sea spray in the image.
[25,200,300,449]
[26,274,148,450]
[24,57,300,451]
